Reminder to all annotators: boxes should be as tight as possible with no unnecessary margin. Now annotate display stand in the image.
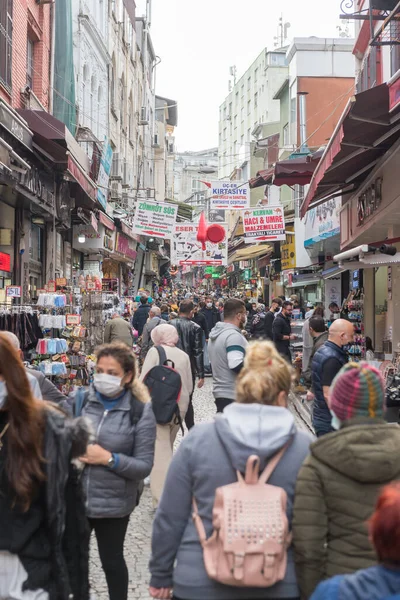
[343,290,365,361]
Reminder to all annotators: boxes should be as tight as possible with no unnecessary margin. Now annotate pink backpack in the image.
[192,444,292,588]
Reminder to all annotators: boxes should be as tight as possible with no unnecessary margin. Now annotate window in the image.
[268,52,286,67]
[283,123,289,146]
[241,107,244,122]
[111,55,116,108]
[241,134,244,146]
[120,75,125,128]
[254,92,258,108]
[247,76,251,91]
[26,38,34,88]
[247,99,251,115]
[254,67,258,81]
[82,64,89,126]
[234,115,237,129]
[129,93,134,140]
[0,0,13,89]
[90,75,96,133]
[97,86,102,137]
[235,91,239,105]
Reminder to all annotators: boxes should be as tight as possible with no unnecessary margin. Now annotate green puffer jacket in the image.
[292,418,400,600]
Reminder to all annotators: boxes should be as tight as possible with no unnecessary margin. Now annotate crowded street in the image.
[90,379,311,600]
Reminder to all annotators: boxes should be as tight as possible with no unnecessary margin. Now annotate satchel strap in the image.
[192,498,208,545]
[258,442,290,484]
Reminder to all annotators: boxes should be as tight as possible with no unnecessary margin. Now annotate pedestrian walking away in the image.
[208,298,248,413]
[149,340,313,600]
[311,318,353,437]
[140,305,167,362]
[0,332,91,600]
[68,342,156,600]
[302,315,328,390]
[310,482,400,600]
[104,313,134,347]
[293,362,400,599]
[301,306,325,376]
[140,324,193,508]
[250,303,267,339]
[273,301,296,362]
[171,300,204,429]
[132,296,151,337]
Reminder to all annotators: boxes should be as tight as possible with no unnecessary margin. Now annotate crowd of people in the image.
[1,287,400,600]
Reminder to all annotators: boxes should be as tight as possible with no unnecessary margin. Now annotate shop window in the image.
[29,224,43,263]
[0,0,13,89]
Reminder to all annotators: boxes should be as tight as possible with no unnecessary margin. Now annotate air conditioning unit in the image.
[146,187,155,199]
[110,179,122,200]
[123,160,133,188]
[168,142,174,154]
[139,106,149,125]
[152,134,160,148]
[110,153,123,179]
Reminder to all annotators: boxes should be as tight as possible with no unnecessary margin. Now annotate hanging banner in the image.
[242,205,286,243]
[97,138,113,210]
[209,181,250,210]
[171,223,228,266]
[132,200,178,239]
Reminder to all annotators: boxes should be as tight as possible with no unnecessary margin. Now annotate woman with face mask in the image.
[76,342,156,600]
[0,332,91,600]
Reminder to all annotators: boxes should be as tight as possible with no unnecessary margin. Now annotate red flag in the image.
[197,212,208,250]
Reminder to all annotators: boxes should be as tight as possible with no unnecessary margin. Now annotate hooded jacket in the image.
[208,322,248,401]
[132,304,151,336]
[149,403,313,600]
[310,566,400,600]
[292,418,400,600]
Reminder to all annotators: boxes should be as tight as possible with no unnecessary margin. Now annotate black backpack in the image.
[143,346,183,434]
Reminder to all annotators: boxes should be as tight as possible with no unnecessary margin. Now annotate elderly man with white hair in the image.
[140,305,167,361]
[103,312,134,347]
[1,331,42,399]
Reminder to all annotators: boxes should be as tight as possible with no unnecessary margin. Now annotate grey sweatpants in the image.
[0,552,48,600]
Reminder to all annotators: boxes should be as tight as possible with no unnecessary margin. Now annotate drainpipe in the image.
[49,1,56,114]
[298,92,308,152]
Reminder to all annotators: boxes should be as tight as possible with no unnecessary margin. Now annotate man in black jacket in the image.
[273,300,296,362]
[132,296,151,336]
[200,297,221,333]
[264,298,282,340]
[171,300,204,429]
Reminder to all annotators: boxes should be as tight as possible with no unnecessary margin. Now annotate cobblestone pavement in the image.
[89,378,310,600]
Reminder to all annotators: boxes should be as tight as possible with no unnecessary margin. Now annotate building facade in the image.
[174,148,219,216]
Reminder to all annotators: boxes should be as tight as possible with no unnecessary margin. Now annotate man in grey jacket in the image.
[208,298,248,413]
[140,306,167,361]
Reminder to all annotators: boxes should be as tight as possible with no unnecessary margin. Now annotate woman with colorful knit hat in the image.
[292,362,400,600]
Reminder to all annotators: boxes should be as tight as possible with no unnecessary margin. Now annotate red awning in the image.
[249,167,274,189]
[98,211,115,230]
[301,83,400,217]
[273,149,324,187]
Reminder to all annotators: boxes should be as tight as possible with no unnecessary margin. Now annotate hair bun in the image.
[244,342,277,370]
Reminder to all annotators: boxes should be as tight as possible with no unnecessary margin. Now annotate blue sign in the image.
[97,138,113,210]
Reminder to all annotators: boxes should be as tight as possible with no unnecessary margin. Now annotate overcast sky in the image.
[136,0,352,152]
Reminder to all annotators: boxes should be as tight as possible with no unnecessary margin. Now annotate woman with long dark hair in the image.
[0,332,91,600]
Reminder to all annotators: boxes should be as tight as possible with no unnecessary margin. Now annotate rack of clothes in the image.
[0,305,43,350]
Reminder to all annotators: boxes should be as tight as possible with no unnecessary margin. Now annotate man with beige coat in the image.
[140,323,193,507]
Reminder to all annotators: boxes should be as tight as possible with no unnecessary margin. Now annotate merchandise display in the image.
[344,292,365,361]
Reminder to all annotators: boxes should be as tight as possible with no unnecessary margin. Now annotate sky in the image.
[136,0,352,152]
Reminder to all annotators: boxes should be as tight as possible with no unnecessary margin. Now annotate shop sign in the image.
[66,314,81,325]
[0,229,12,245]
[389,75,400,112]
[357,178,383,226]
[0,252,11,272]
[304,198,340,247]
[210,181,250,210]
[132,200,178,239]
[242,206,286,243]
[239,261,250,269]
[19,166,54,207]
[86,282,96,290]
[56,277,67,287]
[243,269,251,280]
[6,285,21,297]
[227,265,235,273]
[171,223,228,266]
[0,101,33,150]
[115,233,137,260]
[74,226,101,240]
[281,228,296,270]
[97,139,113,210]
[46,280,56,292]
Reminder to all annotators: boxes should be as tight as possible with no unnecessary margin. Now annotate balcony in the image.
[340,0,400,46]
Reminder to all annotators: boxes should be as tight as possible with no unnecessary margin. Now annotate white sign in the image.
[304,198,341,248]
[210,181,250,210]
[132,201,178,239]
[171,223,228,266]
[242,206,286,243]
[6,285,21,297]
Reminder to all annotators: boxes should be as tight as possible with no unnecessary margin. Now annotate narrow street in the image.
[89,378,311,600]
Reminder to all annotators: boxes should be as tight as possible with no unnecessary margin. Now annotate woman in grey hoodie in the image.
[149,341,313,600]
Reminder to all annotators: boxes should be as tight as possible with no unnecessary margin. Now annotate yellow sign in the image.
[281,228,296,270]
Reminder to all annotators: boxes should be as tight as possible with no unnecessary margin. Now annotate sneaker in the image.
[144,476,150,486]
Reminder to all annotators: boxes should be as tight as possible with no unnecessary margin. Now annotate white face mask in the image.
[206,302,213,308]
[94,373,124,397]
[0,380,7,409]
[330,409,342,431]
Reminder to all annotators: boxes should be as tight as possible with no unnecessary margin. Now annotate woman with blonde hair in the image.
[140,324,193,508]
[0,332,91,600]
[149,341,313,600]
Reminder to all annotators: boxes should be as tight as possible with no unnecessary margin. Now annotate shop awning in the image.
[273,149,324,187]
[98,211,115,230]
[249,167,274,189]
[301,83,400,218]
[287,277,321,288]
[229,244,272,262]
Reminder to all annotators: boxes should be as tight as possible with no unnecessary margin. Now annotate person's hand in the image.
[290,334,297,340]
[306,391,315,402]
[79,444,112,466]
[149,586,173,599]
[197,378,205,389]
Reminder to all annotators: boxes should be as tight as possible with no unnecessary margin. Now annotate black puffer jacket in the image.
[171,317,204,379]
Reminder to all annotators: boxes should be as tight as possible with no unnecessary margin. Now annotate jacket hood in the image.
[311,421,400,483]
[214,403,296,472]
[209,322,240,340]
[339,566,400,600]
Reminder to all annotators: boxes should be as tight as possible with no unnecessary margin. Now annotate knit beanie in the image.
[330,361,385,422]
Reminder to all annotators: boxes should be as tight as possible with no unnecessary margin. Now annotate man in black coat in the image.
[273,301,296,362]
[264,297,282,340]
[171,300,204,429]
[200,296,221,333]
[132,296,151,336]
